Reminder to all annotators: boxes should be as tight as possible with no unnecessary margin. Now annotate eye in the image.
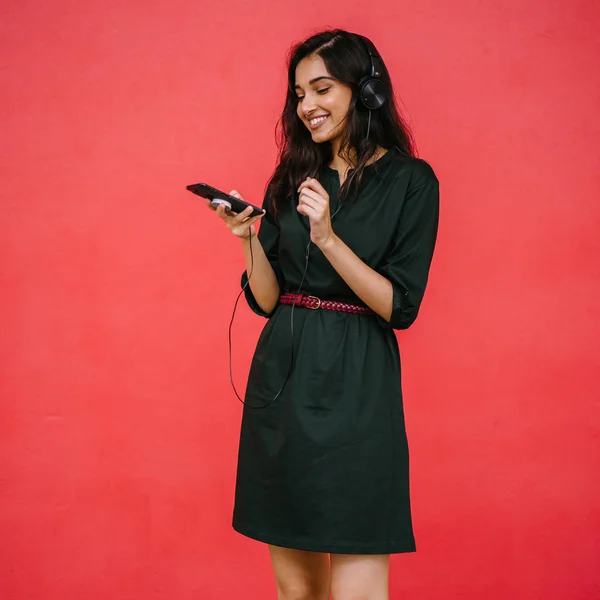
[317,87,331,95]
[296,96,304,102]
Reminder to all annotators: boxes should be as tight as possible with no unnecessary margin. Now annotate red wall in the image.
[1,1,599,598]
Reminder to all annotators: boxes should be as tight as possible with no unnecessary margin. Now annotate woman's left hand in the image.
[297,177,335,249]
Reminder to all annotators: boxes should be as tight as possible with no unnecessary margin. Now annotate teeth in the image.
[310,115,328,126]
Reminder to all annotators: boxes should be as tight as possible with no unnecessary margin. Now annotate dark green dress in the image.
[232,149,439,554]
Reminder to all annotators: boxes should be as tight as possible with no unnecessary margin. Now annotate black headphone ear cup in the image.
[358,77,387,111]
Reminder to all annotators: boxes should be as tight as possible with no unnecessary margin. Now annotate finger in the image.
[299,188,325,205]
[231,213,264,236]
[232,205,254,224]
[303,177,328,196]
[229,190,243,200]
[297,179,311,193]
[298,195,320,212]
[206,198,217,211]
[298,185,328,206]
[299,193,328,217]
[216,203,232,220]
[298,177,326,195]
[297,175,318,191]
[297,204,318,218]
[245,214,264,227]
[297,195,319,211]
[301,185,328,203]
[297,182,316,195]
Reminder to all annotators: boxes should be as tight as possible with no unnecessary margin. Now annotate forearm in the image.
[319,234,393,322]
[241,234,280,314]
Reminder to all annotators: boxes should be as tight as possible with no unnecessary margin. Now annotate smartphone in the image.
[186,183,265,218]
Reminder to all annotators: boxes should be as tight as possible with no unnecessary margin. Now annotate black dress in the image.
[232,149,439,554]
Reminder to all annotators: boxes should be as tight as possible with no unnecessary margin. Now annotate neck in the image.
[328,141,387,174]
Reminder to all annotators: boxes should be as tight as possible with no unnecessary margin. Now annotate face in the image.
[294,54,353,147]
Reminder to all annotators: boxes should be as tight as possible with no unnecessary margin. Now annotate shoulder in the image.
[388,154,439,189]
[383,154,439,220]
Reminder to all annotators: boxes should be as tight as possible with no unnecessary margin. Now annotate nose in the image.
[299,95,317,118]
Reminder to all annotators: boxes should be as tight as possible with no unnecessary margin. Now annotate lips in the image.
[308,114,330,129]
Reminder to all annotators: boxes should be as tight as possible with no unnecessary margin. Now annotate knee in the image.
[277,580,329,600]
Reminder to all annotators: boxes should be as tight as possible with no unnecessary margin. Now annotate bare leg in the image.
[330,553,390,600]
[268,545,331,600]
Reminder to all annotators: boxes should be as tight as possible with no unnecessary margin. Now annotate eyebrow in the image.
[294,76,334,90]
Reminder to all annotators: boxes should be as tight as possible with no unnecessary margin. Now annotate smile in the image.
[309,114,329,129]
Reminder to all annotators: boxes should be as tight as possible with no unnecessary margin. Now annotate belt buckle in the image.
[306,295,321,309]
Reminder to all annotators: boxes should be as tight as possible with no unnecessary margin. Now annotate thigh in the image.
[269,545,331,600]
[330,553,390,600]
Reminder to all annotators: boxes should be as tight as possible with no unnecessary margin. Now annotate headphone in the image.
[355,34,387,111]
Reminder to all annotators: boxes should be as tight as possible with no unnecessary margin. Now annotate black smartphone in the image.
[186,183,264,218]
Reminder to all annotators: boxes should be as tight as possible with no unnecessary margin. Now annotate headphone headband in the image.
[355,34,383,79]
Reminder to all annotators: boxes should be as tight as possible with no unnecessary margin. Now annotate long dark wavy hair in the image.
[265,29,417,215]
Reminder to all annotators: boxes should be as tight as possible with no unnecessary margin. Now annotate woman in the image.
[207,29,439,600]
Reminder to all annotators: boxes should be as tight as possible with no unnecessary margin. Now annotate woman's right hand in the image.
[206,190,264,239]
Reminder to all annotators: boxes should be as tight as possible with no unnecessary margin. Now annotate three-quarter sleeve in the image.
[378,164,440,330]
[240,193,284,318]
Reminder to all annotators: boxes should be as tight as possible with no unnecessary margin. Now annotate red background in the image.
[1,1,599,598]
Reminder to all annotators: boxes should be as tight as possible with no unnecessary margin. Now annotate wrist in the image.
[318,231,338,253]
[239,228,255,242]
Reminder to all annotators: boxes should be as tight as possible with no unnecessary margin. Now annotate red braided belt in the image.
[279,293,374,316]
